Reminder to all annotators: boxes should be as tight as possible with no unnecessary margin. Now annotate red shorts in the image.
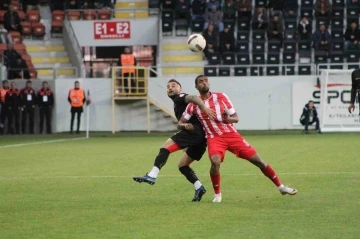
[207,132,257,161]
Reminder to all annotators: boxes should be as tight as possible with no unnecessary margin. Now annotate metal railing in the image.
[65,8,159,20]
[5,66,78,80]
[316,63,360,75]
[112,66,149,97]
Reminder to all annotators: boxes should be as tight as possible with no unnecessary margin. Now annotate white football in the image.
[187,34,206,52]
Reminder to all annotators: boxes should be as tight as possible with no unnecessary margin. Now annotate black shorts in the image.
[71,106,83,113]
[170,125,207,161]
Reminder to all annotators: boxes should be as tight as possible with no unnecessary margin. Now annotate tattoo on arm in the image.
[185,95,205,109]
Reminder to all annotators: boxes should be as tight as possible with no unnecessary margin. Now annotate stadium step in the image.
[162,44,188,51]
[26,45,65,52]
[37,68,76,77]
[162,55,203,62]
[162,67,203,75]
[115,1,148,9]
[114,11,148,18]
[23,39,64,46]
[31,57,70,64]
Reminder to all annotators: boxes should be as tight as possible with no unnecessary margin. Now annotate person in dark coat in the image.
[283,0,298,18]
[5,81,21,134]
[3,6,21,32]
[219,26,235,53]
[312,24,332,54]
[298,16,312,40]
[38,81,54,134]
[344,21,360,52]
[8,57,31,80]
[20,80,36,134]
[300,101,321,134]
[202,24,219,58]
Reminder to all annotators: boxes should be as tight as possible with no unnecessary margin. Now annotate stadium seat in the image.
[283,40,296,52]
[0,43,7,54]
[162,10,174,21]
[237,53,250,65]
[237,17,249,30]
[283,52,296,64]
[255,0,267,7]
[208,52,221,65]
[330,51,344,66]
[348,64,360,70]
[284,19,297,32]
[223,19,235,30]
[14,43,26,54]
[252,29,265,41]
[219,67,230,76]
[316,18,329,29]
[21,53,31,62]
[97,10,111,20]
[346,8,358,22]
[268,40,281,52]
[234,67,247,76]
[32,22,45,38]
[162,20,173,36]
[346,51,360,63]
[266,67,280,76]
[191,20,204,33]
[204,66,217,76]
[299,50,311,60]
[300,8,313,20]
[332,40,343,52]
[267,53,280,64]
[11,2,21,11]
[332,8,344,19]
[51,20,63,35]
[149,0,159,8]
[298,65,311,75]
[284,30,296,40]
[175,19,188,36]
[252,53,265,64]
[332,0,345,7]
[17,11,26,21]
[83,10,97,20]
[301,0,314,8]
[331,19,344,29]
[236,41,249,52]
[222,52,235,65]
[331,28,343,40]
[250,67,263,76]
[252,41,265,52]
[9,31,22,43]
[67,11,81,20]
[20,21,32,36]
[0,10,5,22]
[27,10,40,22]
[315,51,328,64]
[282,66,295,75]
[237,31,249,41]
[298,40,311,52]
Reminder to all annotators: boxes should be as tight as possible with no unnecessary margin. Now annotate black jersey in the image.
[350,68,360,104]
[172,93,201,125]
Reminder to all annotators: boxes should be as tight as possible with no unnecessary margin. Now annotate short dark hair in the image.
[75,81,79,84]
[2,80,8,84]
[26,80,31,84]
[42,81,48,84]
[308,100,314,104]
[168,79,181,87]
[195,75,206,85]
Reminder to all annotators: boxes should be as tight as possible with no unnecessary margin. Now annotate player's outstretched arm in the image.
[222,112,239,124]
[177,116,194,131]
[184,95,216,119]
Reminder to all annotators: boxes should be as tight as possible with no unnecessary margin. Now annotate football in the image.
[187,34,206,52]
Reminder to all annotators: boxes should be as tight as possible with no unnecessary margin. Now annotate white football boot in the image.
[279,186,297,196]
[212,193,222,202]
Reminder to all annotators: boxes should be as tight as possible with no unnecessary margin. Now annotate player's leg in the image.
[70,108,75,134]
[133,137,181,185]
[228,134,297,196]
[207,137,227,202]
[180,145,207,201]
[314,117,321,133]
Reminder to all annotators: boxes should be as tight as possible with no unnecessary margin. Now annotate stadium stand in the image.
[160,0,360,77]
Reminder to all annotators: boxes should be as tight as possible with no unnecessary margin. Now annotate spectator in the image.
[3,43,20,68]
[283,0,298,19]
[207,0,220,11]
[202,24,219,57]
[83,0,95,9]
[344,22,360,52]
[38,81,54,134]
[50,0,65,11]
[268,0,284,18]
[8,57,31,80]
[312,24,332,54]
[191,0,206,20]
[222,0,236,20]
[300,101,321,134]
[204,6,224,32]
[20,80,36,134]
[0,24,12,44]
[235,0,252,22]
[23,0,39,11]
[5,81,21,135]
[347,0,360,7]
[175,0,191,22]
[4,6,21,32]
[162,0,175,9]
[120,47,136,93]
[0,0,10,10]
[267,15,283,44]
[252,7,268,30]
[298,16,312,40]
[100,0,114,8]
[314,0,332,20]
[219,26,235,53]
[66,0,81,10]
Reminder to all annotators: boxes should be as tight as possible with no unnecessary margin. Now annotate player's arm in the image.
[349,71,357,113]
[222,112,239,123]
[177,103,195,131]
[184,95,216,119]
[221,93,239,123]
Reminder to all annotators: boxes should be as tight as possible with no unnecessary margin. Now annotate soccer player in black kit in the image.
[348,68,360,114]
[133,79,216,201]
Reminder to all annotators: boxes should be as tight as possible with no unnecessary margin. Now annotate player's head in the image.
[167,79,182,97]
[26,80,32,88]
[2,80,8,88]
[10,81,16,89]
[308,100,314,109]
[194,75,210,94]
[74,81,80,89]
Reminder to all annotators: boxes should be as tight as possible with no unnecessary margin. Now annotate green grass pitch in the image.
[1,132,360,239]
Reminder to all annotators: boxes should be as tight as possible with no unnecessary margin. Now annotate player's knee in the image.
[210,155,221,167]
[248,154,266,169]
[159,148,171,157]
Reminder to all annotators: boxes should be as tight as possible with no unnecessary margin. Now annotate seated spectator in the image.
[283,0,298,19]
[0,24,12,44]
[192,0,206,20]
[204,6,224,32]
[222,0,236,20]
[344,21,360,52]
[162,0,175,9]
[95,0,113,9]
[298,16,312,40]
[268,0,284,18]
[219,26,235,53]
[4,6,21,32]
[300,101,321,134]
[83,0,95,9]
[66,0,81,10]
[207,0,220,11]
[50,0,65,11]
[3,43,20,68]
[267,15,283,44]
[347,0,360,7]
[252,7,268,30]
[235,0,252,22]
[0,0,10,10]
[312,24,332,54]
[23,0,39,11]
[314,0,332,20]
[8,57,30,80]
[175,0,191,22]
[202,24,219,57]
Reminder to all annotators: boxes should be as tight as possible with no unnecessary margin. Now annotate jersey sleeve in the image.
[221,93,236,115]
[183,103,194,120]
[173,93,187,105]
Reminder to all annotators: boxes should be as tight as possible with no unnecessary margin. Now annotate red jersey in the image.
[183,92,237,138]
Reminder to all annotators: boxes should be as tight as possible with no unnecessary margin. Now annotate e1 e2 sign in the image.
[94,21,130,40]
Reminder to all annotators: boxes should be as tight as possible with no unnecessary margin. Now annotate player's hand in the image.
[184,123,194,131]
[348,104,355,113]
[203,106,216,120]
[221,111,230,123]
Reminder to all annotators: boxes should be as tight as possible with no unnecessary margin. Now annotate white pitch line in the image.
[0,137,87,149]
[0,171,358,181]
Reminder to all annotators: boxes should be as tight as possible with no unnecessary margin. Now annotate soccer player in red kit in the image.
[178,75,297,202]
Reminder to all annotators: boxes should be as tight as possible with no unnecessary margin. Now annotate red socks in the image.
[210,173,221,194]
[261,164,282,187]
